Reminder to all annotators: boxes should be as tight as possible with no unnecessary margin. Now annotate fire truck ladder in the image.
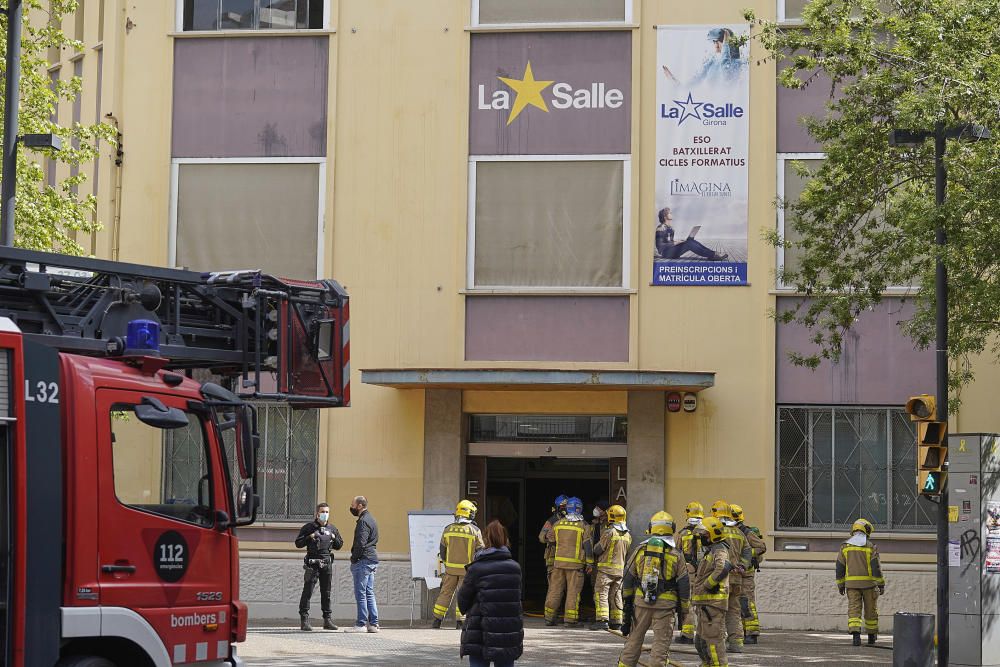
[0,246,349,407]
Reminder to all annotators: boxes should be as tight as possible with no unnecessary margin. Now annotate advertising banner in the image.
[653,25,750,286]
[469,32,631,155]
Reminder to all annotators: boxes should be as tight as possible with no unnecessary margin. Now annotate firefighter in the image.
[617,511,690,667]
[836,518,884,646]
[432,499,485,629]
[710,500,752,654]
[544,497,593,627]
[294,502,345,631]
[692,516,732,667]
[730,503,766,644]
[590,504,632,631]
[539,494,569,583]
[676,500,704,644]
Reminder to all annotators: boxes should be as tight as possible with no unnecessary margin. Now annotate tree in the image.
[746,0,1000,400]
[1,0,114,254]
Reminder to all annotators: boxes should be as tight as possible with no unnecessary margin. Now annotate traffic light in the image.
[906,394,947,497]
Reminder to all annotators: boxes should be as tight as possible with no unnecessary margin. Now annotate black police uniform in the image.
[295,520,344,620]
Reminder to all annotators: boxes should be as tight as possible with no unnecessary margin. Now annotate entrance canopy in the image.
[361,368,715,392]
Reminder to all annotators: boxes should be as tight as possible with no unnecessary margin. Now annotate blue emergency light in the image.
[125,319,160,354]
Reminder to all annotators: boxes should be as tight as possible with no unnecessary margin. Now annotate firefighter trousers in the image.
[594,570,623,623]
[681,563,697,638]
[695,605,728,667]
[846,587,879,634]
[618,604,675,667]
[433,573,465,620]
[725,579,745,648]
[742,572,760,637]
[544,568,585,623]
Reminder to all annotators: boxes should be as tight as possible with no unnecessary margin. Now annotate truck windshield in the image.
[110,403,214,528]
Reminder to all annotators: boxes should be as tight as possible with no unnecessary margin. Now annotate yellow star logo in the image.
[497,61,554,126]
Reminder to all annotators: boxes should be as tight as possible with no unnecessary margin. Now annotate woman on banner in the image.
[662,27,746,88]
[654,207,728,261]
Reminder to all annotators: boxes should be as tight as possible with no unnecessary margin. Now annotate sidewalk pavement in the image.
[240,620,895,666]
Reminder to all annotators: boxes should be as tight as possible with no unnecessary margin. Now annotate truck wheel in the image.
[56,656,116,667]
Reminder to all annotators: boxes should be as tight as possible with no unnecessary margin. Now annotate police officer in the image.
[539,495,568,584]
[590,504,632,631]
[710,500,751,654]
[432,499,484,629]
[617,511,690,667]
[836,518,884,646]
[692,516,732,667]
[730,503,766,644]
[676,500,704,644]
[544,497,592,627]
[295,502,344,631]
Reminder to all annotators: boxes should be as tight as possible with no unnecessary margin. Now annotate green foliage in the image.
[2,0,115,254]
[746,0,1000,400]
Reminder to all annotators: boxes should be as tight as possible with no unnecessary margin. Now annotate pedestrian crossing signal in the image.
[919,470,946,496]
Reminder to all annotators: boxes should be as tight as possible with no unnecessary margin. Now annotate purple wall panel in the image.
[466,296,629,362]
[776,297,934,405]
[172,37,328,158]
[776,74,831,153]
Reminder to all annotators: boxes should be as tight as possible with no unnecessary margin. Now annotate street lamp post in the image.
[0,0,23,247]
[890,121,991,667]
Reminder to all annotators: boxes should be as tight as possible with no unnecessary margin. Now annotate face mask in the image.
[350,506,360,516]
[318,512,329,523]
[593,508,601,518]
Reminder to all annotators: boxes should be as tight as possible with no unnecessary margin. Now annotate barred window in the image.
[255,404,320,521]
[777,406,935,531]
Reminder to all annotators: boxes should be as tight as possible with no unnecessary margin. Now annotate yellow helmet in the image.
[710,500,732,519]
[648,511,675,536]
[455,499,477,520]
[685,501,705,520]
[607,505,627,524]
[699,516,726,543]
[730,503,745,522]
[851,518,873,536]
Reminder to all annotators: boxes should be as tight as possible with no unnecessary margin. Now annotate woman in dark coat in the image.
[456,519,524,667]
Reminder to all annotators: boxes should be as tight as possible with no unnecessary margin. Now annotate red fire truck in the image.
[0,247,349,667]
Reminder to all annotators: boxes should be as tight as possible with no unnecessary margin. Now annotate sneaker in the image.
[589,621,609,631]
[431,618,442,629]
[344,625,367,633]
[455,620,463,630]
[852,632,861,647]
[323,618,338,631]
[300,617,312,632]
[367,624,380,633]
[868,633,877,646]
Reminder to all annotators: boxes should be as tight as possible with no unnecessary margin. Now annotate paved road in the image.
[239,621,896,666]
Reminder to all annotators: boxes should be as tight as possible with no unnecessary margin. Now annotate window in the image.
[469,156,629,289]
[778,0,894,23]
[473,0,630,26]
[110,403,215,528]
[181,0,324,31]
[776,153,824,287]
[171,159,325,280]
[777,406,935,531]
[75,0,86,41]
[256,403,319,521]
[470,415,627,443]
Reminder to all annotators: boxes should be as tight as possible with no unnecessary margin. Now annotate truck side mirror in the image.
[134,396,189,429]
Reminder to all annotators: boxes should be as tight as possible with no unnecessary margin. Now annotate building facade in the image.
[46,0,1000,627]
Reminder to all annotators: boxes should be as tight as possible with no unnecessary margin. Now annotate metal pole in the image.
[0,0,22,247]
[934,123,948,667]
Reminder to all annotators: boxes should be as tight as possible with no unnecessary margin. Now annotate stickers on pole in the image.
[986,537,1000,574]
[948,506,959,523]
[948,540,960,567]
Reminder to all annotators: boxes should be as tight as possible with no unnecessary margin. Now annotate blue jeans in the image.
[469,657,514,667]
[350,559,379,627]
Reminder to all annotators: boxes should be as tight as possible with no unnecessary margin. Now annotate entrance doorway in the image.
[481,457,610,617]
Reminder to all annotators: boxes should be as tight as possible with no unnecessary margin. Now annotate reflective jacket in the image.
[622,538,690,611]
[692,542,731,610]
[439,521,485,576]
[548,517,593,570]
[593,525,632,575]
[538,512,561,568]
[836,536,884,590]
[739,523,767,571]
[678,524,700,567]
[722,523,752,586]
